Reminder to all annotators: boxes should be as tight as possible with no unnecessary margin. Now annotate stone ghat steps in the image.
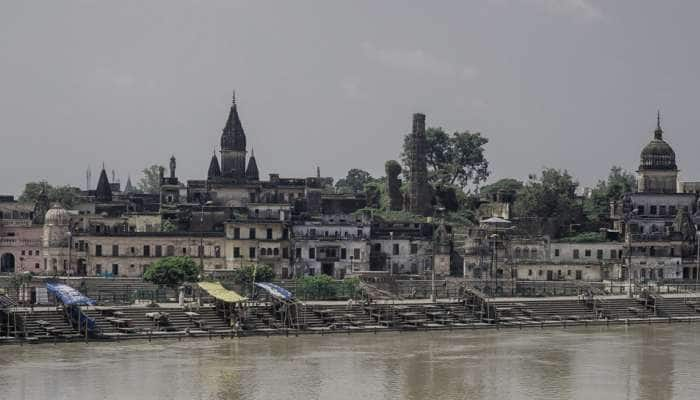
[82,307,231,335]
[655,298,700,317]
[15,310,80,338]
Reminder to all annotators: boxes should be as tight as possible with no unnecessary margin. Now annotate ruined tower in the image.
[385,160,403,211]
[220,92,247,178]
[406,113,432,216]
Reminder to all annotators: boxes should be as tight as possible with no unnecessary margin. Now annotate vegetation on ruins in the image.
[401,127,489,194]
[143,256,200,288]
[294,275,361,300]
[583,166,636,225]
[19,182,80,208]
[137,164,164,194]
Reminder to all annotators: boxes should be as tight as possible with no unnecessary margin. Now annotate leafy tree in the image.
[513,168,582,238]
[160,220,177,232]
[143,256,200,288]
[480,178,523,201]
[137,165,164,194]
[19,182,81,208]
[335,169,375,193]
[231,264,275,286]
[584,166,636,226]
[402,127,489,193]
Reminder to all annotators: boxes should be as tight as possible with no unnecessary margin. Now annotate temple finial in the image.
[657,110,661,130]
[232,90,236,105]
[251,147,255,157]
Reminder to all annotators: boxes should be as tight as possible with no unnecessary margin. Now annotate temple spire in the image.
[654,110,663,140]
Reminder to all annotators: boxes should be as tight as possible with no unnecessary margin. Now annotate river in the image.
[1,325,699,400]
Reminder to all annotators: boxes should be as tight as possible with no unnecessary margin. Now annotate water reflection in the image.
[1,325,700,400]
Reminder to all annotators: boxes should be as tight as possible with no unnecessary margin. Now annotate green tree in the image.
[143,257,200,288]
[402,127,489,193]
[335,169,375,193]
[231,264,275,286]
[584,166,636,226]
[479,178,524,201]
[19,182,80,208]
[137,165,164,194]
[513,168,582,237]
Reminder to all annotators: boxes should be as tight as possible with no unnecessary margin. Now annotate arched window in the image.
[522,248,530,259]
[514,248,521,258]
[260,248,267,256]
[531,249,538,259]
[273,248,279,256]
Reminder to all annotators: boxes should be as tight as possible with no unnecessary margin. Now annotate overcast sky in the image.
[2,0,700,196]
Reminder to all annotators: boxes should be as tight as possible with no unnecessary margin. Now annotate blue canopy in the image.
[255,282,294,301]
[46,283,95,306]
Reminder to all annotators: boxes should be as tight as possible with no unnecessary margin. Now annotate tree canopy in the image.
[584,166,636,225]
[512,168,582,237]
[137,164,163,194]
[19,182,80,208]
[402,127,489,193]
[230,264,275,286]
[335,168,376,193]
[143,256,199,288]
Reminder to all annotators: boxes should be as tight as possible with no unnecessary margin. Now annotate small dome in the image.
[45,204,70,226]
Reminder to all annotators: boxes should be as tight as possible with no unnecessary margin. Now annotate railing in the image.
[0,220,32,227]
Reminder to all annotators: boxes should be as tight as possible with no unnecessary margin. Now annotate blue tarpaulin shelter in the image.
[46,283,95,306]
[255,282,294,302]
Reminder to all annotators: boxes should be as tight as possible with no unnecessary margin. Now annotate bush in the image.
[296,275,361,300]
[231,264,275,286]
[143,256,199,288]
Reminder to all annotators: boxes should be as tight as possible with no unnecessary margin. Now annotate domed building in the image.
[42,204,73,274]
[637,113,678,193]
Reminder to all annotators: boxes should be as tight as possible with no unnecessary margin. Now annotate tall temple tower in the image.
[406,113,433,216]
[220,92,247,178]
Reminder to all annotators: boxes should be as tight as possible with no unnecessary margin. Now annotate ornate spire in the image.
[245,148,259,181]
[124,175,134,194]
[95,167,113,202]
[221,91,246,152]
[654,110,663,140]
[208,153,221,179]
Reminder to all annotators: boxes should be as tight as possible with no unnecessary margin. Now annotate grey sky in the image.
[2,0,700,196]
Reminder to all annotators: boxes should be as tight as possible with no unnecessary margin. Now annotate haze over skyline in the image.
[2,0,700,196]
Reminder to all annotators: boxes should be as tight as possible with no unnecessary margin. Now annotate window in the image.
[129,247,135,255]
[538,270,543,276]
[283,229,289,240]
[233,228,240,239]
[659,205,666,216]
[273,248,279,256]
[554,249,560,257]
[182,247,187,255]
[295,248,301,258]
[597,250,603,259]
[309,248,316,259]
[112,264,119,276]
[34,263,39,269]
[21,250,25,256]
[266,228,273,240]
[650,205,657,215]
[576,270,582,280]
[249,247,256,258]
[340,248,347,259]
[567,270,572,276]
[410,244,418,254]
[528,269,532,276]
[233,247,240,258]
[393,244,400,255]
[155,245,162,257]
[260,248,266,256]
[214,246,221,258]
[95,245,102,257]
[610,249,617,259]
[584,249,591,257]
[95,264,102,275]
[531,249,537,259]
[249,228,256,239]
[573,249,580,259]
[282,247,289,258]
[166,245,175,256]
[143,245,150,256]
[637,205,644,215]
[515,248,521,258]
[669,205,677,216]
[354,248,361,260]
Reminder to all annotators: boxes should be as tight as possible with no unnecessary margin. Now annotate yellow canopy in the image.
[197,282,248,303]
